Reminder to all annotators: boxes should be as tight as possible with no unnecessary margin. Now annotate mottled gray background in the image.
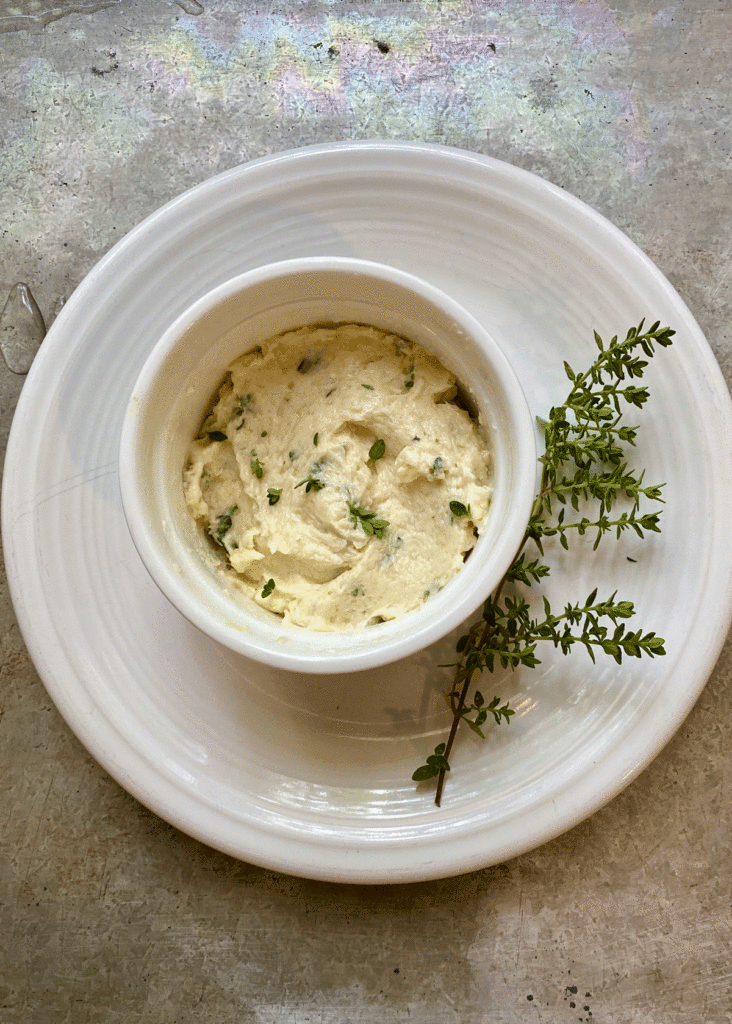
[1,1,731,1021]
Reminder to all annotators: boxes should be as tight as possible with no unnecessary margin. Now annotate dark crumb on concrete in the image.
[570,1002,576,1008]
[526,994,534,1001]
[489,41,496,51]
[91,62,118,76]
[394,968,400,974]
[375,39,390,53]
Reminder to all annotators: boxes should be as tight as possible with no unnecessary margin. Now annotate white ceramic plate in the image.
[4,142,732,883]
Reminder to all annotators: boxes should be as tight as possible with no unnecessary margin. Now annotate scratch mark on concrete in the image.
[20,767,57,891]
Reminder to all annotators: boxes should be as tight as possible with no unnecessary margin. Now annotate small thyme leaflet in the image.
[267,488,282,505]
[261,578,275,598]
[413,320,674,805]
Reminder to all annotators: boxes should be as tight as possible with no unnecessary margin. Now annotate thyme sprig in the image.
[348,501,389,538]
[296,459,326,492]
[296,474,325,492]
[413,320,674,805]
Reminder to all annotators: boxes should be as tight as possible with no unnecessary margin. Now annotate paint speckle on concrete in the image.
[0,0,121,32]
[123,2,659,206]
[655,5,677,29]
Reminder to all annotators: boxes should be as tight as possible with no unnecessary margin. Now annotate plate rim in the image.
[4,140,732,883]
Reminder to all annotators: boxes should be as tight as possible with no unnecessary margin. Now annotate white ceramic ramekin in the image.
[119,257,536,673]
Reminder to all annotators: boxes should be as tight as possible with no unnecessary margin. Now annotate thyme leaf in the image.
[297,355,319,374]
[450,500,471,519]
[412,744,450,782]
[368,438,386,463]
[213,505,238,548]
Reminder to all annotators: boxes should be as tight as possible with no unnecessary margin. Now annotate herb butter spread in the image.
[182,323,492,631]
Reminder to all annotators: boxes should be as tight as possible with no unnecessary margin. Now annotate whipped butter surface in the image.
[183,323,492,631]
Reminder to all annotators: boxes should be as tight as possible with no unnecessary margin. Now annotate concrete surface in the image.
[1,1,731,1021]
